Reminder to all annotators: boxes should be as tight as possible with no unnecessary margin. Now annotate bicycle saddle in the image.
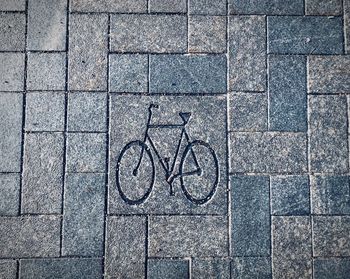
[179,112,191,124]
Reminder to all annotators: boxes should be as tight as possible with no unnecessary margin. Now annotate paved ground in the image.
[0,0,350,278]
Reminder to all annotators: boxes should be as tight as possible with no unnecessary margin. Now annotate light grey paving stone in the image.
[0,0,25,11]
[229,0,304,15]
[0,13,25,51]
[314,258,350,279]
[148,259,189,279]
[68,92,107,132]
[150,54,226,93]
[230,132,307,173]
[70,0,147,12]
[109,54,148,93]
[231,257,272,279]
[0,260,17,279]
[313,216,350,257]
[0,93,22,172]
[149,0,187,13]
[149,216,228,257]
[306,0,342,15]
[192,258,230,279]
[189,16,226,53]
[66,133,106,173]
[271,175,310,216]
[110,14,187,53]
[27,0,67,51]
[62,173,105,256]
[25,91,65,131]
[229,16,266,92]
[22,133,64,214]
[19,258,103,279]
[105,216,146,278]
[0,53,24,91]
[0,173,20,216]
[231,176,270,256]
[346,1,350,54]
[69,14,108,91]
[308,56,350,94]
[272,216,312,279]
[189,0,227,15]
[309,95,348,173]
[0,215,60,258]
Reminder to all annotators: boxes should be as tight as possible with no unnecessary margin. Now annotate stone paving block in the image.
[313,258,350,279]
[148,259,189,279]
[231,257,272,279]
[62,173,105,256]
[69,14,108,91]
[346,1,350,54]
[271,175,310,216]
[192,258,230,279]
[27,0,67,51]
[109,54,148,93]
[68,92,107,132]
[110,14,187,53]
[231,176,270,256]
[0,0,25,11]
[189,0,226,15]
[306,0,342,15]
[19,258,103,279]
[0,260,16,279]
[230,132,307,173]
[0,13,25,51]
[229,93,268,132]
[105,216,146,278]
[150,54,226,93]
[309,95,348,173]
[22,133,64,214]
[308,56,350,94]
[229,16,266,92]
[268,16,343,54]
[313,216,350,257]
[189,16,226,53]
[66,133,106,173]
[268,55,307,132]
[0,216,60,258]
[272,216,312,279]
[149,0,187,13]
[25,91,65,131]
[0,53,24,91]
[70,0,147,12]
[229,0,304,15]
[0,173,20,216]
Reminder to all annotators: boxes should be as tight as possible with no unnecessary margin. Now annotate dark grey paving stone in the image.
[314,258,350,279]
[229,93,268,132]
[149,0,187,13]
[268,16,343,54]
[0,0,25,11]
[229,16,266,92]
[0,53,24,91]
[68,92,107,132]
[70,0,147,12]
[22,133,64,214]
[69,14,108,91]
[268,55,307,132]
[272,216,312,279]
[189,0,226,15]
[150,54,226,93]
[306,0,342,15]
[19,258,103,279]
[271,175,310,216]
[148,259,189,279]
[0,260,16,279]
[229,0,304,15]
[231,176,270,256]
[25,91,65,131]
[109,54,148,93]
[231,257,272,279]
[110,14,187,53]
[189,16,226,53]
[313,216,350,257]
[66,133,106,173]
[230,132,307,173]
[27,0,67,51]
[0,216,60,258]
[62,173,105,256]
[105,216,146,278]
[0,173,20,216]
[0,13,25,51]
[309,95,348,173]
[149,216,228,257]
[192,258,230,279]
[346,1,350,54]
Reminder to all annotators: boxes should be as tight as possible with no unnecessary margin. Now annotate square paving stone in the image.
[149,0,187,13]
[189,0,227,15]
[0,260,17,279]
[0,13,25,51]
[70,0,147,12]
[229,0,304,15]
[148,259,189,279]
[313,258,350,279]
[306,0,342,15]
[192,258,230,279]
[231,257,272,279]
[0,0,25,11]
[0,53,24,91]
[0,173,20,216]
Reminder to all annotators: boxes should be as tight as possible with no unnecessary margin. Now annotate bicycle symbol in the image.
[116,103,219,205]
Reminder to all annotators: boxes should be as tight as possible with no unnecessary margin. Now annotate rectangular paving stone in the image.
[0,13,25,51]
[309,95,348,173]
[0,173,20,216]
[150,54,226,93]
[0,53,24,91]
[110,14,187,53]
[346,0,350,54]
[62,173,105,256]
[268,55,307,132]
[149,0,187,13]
[105,216,146,278]
[314,258,350,279]
[268,16,343,54]
[149,216,228,257]
[148,259,189,279]
[0,260,17,279]
[27,0,67,51]
[70,0,147,12]
[231,176,270,256]
[0,93,22,172]
[22,133,64,214]
[0,0,25,11]
[231,257,272,279]
[0,215,60,258]
[306,0,342,15]
[229,0,304,15]
[192,258,230,279]
[190,0,227,15]
[230,132,307,173]
[69,14,108,91]
[229,16,266,92]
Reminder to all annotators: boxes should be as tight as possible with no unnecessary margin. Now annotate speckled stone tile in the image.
[0,173,20,216]
[192,258,230,279]
[305,0,342,15]
[313,258,350,279]
[190,0,226,15]
[345,1,350,53]
[148,259,189,279]
[229,0,304,15]
[70,0,147,12]
[0,53,24,91]
[0,13,25,51]
[149,0,187,13]
[0,0,25,11]
[0,260,17,279]
[231,257,272,279]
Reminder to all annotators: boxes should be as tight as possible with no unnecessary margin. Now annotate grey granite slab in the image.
[0,53,24,91]
[306,0,342,15]
[0,0,25,11]
[148,259,189,279]
[0,260,16,279]
[231,257,272,279]
[0,13,25,51]
[0,173,20,216]
[149,0,187,13]
[345,1,350,54]
[190,0,227,15]
[229,0,304,15]
[313,258,350,279]
[192,258,230,279]
[70,0,147,12]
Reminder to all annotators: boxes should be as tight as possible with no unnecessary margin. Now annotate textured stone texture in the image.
[190,0,226,15]
[0,0,25,11]
[231,257,272,279]
[313,258,350,279]
[192,258,230,279]
[346,0,350,54]
[0,260,17,279]
[0,13,25,51]
[148,259,189,279]
[229,0,304,14]
[70,0,147,12]
[0,173,20,216]
[149,0,187,13]
[0,53,24,91]
[306,0,342,15]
